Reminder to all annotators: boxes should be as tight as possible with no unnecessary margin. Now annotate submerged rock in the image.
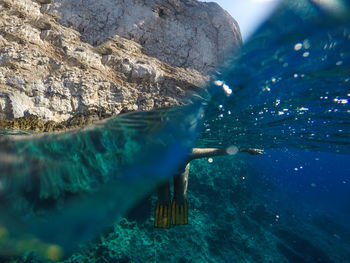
[0,111,110,132]
[0,0,241,128]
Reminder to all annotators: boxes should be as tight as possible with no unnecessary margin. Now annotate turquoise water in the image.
[1,0,350,262]
[0,104,205,257]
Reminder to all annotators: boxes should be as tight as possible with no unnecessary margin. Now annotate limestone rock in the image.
[46,0,242,74]
[0,0,241,126]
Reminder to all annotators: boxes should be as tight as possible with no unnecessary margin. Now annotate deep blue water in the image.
[255,149,350,231]
[197,0,350,261]
[0,0,350,262]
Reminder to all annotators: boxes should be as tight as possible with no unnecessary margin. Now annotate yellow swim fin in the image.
[154,201,171,228]
[171,200,188,225]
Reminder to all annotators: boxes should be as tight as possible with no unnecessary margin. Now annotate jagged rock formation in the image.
[0,0,241,126]
[47,0,241,74]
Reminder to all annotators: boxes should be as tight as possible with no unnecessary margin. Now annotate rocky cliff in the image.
[0,0,241,129]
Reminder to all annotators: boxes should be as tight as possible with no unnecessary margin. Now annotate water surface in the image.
[0,0,350,262]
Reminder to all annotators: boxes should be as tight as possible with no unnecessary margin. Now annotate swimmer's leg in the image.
[154,181,171,228]
[172,164,190,225]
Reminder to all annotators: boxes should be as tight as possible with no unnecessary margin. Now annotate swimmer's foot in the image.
[171,200,188,225]
[154,201,171,228]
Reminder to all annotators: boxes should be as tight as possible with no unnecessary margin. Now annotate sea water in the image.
[0,0,350,262]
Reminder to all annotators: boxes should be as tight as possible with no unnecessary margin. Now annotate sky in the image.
[200,0,281,41]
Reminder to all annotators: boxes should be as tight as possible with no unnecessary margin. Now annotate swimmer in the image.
[154,147,263,228]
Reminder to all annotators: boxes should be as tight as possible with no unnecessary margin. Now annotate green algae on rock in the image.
[0,111,112,132]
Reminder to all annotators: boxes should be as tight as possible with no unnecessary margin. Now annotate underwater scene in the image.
[1,0,350,262]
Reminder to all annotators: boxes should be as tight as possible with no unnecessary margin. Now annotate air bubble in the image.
[336,61,343,66]
[294,43,302,51]
[226,146,238,155]
[213,80,224,86]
